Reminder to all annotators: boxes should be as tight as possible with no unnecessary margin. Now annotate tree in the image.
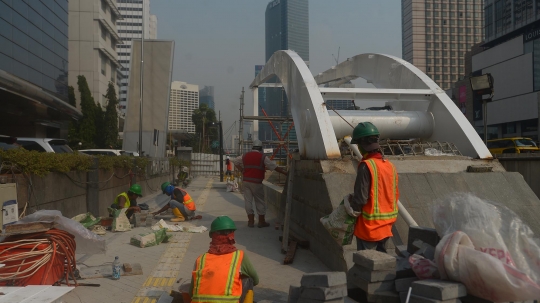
[77,75,97,149]
[67,86,81,149]
[102,82,120,149]
[191,104,218,153]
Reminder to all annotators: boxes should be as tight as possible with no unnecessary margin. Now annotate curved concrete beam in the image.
[250,51,341,159]
[315,53,492,159]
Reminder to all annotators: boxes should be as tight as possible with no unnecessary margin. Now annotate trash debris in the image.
[151,219,208,233]
[320,199,356,246]
[226,180,239,192]
[432,193,540,301]
[71,213,101,229]
[91,225,107,235]
[130,228,171,248]
[15,210,106,254]
[424,148,454,156]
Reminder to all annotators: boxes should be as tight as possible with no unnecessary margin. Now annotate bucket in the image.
[101,217,113,227]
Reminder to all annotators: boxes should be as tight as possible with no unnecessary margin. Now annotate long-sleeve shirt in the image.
[350,162,371,212]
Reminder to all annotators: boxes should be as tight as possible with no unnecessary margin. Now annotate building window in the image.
[101,54,107,76]
[101,0,107,12]
[502,122,517,135]
[494,0,512,34]
[534,39,540,91]
[101,25,107,41]
[514,0,534,25]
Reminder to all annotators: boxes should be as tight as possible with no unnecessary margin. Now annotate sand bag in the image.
[432,193,540,302]
[320,200,356,246]
[111,208,131,232]
[130,228,171,248]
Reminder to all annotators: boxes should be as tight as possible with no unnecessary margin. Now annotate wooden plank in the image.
[283,241,298,265]
[281,159,296,253]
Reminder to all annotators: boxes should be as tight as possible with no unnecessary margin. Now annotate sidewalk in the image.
[63,176,329,303]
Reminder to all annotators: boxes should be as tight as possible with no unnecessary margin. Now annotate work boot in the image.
[257,215,270,228]
[247,214,255,228]
[171,217,185,222]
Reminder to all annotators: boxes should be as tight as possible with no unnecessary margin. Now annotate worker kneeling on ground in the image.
[152,182,201,222]
[189,216,259,303]
[111,184,142,219]
[349,122,399,252]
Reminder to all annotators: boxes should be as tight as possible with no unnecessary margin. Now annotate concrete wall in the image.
[497,155,540,201]
[3,162,172,219]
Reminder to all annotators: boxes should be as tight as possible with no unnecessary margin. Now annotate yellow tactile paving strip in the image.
[131,178,214,303]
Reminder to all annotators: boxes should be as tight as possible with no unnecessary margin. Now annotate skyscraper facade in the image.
[199,86,215,110]
[402,0,484,90]
[168,81,199,134]
[263,0,308,143]
[116,0,157,112]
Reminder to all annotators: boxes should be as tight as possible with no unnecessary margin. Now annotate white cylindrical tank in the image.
[329,110,434,139]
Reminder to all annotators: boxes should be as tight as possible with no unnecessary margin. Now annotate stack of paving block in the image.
[133,211,154,227]
[408,280,467,303]
[348,250,400,303]
[288,272,348,303]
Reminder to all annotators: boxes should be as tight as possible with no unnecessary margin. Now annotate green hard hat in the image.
[210,216,237,236]
[129,184,142,196]
[351,122,380,144]
[161,182,171,193]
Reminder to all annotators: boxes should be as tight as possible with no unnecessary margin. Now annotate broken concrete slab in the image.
[411,280,467,300]
[409,294,462,303]
[300,272,347,288]
[299,285,347,300]
[348,264,396,283]
[352,250,396,271]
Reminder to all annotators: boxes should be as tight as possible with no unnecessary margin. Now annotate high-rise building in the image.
[401,0,484,90]
[0,0,81,137]
[168,81,199,134]
[263,0,308,143]
[116,0,157,112]
[69,0,123,107]
[199,86,215,110]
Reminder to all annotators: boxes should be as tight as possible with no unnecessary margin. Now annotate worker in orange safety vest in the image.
[348,122,399,252]
[189,216,259,303]
[152,182,202,222]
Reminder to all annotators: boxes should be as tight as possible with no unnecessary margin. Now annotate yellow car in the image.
[487,137,540,154]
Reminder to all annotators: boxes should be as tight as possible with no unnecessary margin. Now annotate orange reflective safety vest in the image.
[242,151,266,184]
[226,160,232,171]
[354,155,399,242]
[191,250,244,303]
[173,187,196,211]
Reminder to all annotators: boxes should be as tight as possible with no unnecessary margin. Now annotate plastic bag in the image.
[71,213,101,229]
[17,210,106,254]
[432,193,540,301]
[110,208,131,232]
[409,254,439,279]
[320,200,356,246]
[226,180,238,192]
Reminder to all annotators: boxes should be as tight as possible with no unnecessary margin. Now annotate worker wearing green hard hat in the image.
[188,216,259,303]
[349,122,400,253]
[161,182,171,194]
[111,183,143,219]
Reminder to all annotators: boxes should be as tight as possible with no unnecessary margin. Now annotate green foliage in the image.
[77,75,97,149]
[67,86,81,150]
[102,82,120,149]
[170,157,189,169]
[0,148,151,177]
[191,104,218,153]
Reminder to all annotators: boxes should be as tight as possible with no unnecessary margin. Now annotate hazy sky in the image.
[150,1,402,143]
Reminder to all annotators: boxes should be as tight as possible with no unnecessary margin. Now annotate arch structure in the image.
[250,50,491,159]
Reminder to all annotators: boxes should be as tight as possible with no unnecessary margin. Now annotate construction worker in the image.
[349,122,399,252]
[225,156,233,180]
[152,182,201,222]
[189,216,258,303]
[112,184,142,219]
[232,139,287,228]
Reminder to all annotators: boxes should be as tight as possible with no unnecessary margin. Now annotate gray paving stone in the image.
[350,276,395,294]
[459,295,494,303]
[349,264,396,283]
[299,285,347,300]
[297,298,344,303]
[411,280,467,300]
[288,285,301,303]
[352,250,396,271]
[395,277,419,292]
[400,291,409,303]
[301,272,347,288]
[407,226,440,254]
[409,294,462,303]
[366,290,400,303]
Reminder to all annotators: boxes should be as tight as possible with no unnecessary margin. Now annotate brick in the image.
[367,291,400,303]
[299,285,347,300]
[123,263,132,273]
[349,264,396,283]
[407,226,440,254]
[297,298,344,303]
[459,295,494,303]
[409,294,462,303]
[350,277,395,294]
[352,250,396,271]
[395,277,418,292]
[396,257,415,279]
[288,285,301,303]
[411,280,467,300]
[300,272,347,288]
[395,245,410,258]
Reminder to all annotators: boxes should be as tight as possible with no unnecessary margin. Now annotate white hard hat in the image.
[252,139,262,147]
[226,156,230,159]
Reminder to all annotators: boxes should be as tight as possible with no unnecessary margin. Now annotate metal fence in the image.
[190,153,221,176]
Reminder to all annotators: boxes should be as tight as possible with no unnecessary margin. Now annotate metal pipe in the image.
[138,3,145,155]
[343,136,418,227]
[329,111,434,140]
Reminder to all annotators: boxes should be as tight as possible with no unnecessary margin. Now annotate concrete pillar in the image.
[86,158,100,216]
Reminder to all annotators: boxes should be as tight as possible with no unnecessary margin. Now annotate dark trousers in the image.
[356,237,388,253]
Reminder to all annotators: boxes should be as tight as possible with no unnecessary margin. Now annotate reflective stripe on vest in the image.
[242,151,266,183]
[113,192,131,208]
[191,250,244,303]
[173,187,196,211]
[354,158,399,241]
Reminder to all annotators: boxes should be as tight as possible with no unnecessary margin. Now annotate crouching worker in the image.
[111,184,142,219]
[189,216,258,303]
[152,182,201,222]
